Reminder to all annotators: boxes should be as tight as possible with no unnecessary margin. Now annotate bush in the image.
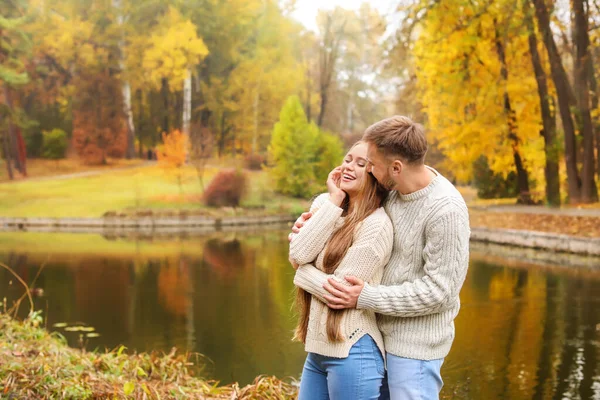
[472,156,518,199]
[204,169,248,207]
[245,153,265,170]
[42,129,68,160]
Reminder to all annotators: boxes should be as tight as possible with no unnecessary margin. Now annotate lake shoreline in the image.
[1,214,600,256]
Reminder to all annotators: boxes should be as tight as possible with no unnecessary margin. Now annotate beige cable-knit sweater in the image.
[289,193,393,359]
[294,168,470,361]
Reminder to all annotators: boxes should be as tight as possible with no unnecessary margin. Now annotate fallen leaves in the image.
[470,210,600,238]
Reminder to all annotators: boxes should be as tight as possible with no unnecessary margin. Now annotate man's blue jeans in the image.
[298,335,385,400]
[379,353,444,400]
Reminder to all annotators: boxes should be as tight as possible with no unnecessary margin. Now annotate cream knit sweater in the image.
[289,193,393,359]
[293,169,470,361]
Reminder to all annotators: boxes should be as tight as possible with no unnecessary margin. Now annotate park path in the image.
[1,161,156,184]
[470,204,600,217]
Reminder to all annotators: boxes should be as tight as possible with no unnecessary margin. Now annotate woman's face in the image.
[339,142,369,196]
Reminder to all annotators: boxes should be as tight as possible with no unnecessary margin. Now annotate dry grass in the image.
[0,313,299,399]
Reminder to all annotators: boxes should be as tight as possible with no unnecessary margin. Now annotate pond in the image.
[1,230,599,399]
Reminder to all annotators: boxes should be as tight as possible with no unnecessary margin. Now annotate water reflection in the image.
[0,231,599,398]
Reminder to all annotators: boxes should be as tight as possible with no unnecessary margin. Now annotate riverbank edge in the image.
[469,227,600,256]
[1,215,599,256]
[0,214,295,230]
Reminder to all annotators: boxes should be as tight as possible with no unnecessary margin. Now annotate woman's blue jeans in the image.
[298,334,385,400]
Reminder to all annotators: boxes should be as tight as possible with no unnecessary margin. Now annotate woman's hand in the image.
[289,257,299,270]
[327,167,346,207]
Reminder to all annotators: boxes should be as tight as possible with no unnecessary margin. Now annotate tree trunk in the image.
[305,64,312,122]
[588,52,600,178]
[494,22,534,204]
[182,68,192,136]
[318,91,328,128]
[218,112,226,157]
[525,1,561,206]
[2,130,14,180]
[123,80,136,158]
[572,0,598,202]
[317,14,346,128]
[113,0,136,159]
[532,0,581,203]
[4,85,23,175]
[161,78,170,135]
[252,80,260,154]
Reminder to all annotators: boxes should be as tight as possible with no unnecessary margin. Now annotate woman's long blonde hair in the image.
[294,141,388,343]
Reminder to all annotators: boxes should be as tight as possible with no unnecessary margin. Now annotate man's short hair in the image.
[363,116,428,165]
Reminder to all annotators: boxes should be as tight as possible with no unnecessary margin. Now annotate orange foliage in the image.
[156,129,188,169]
[71,71,127,165]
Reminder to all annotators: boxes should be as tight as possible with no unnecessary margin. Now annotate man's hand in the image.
[288,212,313,242]
[323,276,364,309]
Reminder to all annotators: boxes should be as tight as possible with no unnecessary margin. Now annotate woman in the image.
[289,141,393,400]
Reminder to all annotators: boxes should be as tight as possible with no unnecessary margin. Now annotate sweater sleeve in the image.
[356,209,470,317]
[288,193,344,266]
[294,211,393,304]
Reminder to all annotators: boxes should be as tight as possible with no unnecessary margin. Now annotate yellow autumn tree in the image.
[412,0,547,201]
[142,7,208,89]
[143,7,209,136]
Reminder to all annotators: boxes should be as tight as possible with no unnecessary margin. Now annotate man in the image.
[291,116,470,399]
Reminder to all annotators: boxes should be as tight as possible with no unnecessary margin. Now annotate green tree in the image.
[268,96,319,198]
[269,96,344,198]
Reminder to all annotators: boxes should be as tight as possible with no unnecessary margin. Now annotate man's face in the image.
[366,144,396,190]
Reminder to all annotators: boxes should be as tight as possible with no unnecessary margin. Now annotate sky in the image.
[290,0,397,32]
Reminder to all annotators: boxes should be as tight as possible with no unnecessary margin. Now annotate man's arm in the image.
[356,210,470,317]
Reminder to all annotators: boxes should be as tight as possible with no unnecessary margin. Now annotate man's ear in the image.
[391,159,403,175]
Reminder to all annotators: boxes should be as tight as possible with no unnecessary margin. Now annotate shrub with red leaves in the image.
[204,169,248,207]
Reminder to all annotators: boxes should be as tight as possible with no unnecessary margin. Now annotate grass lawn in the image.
[0,163,310,218]
[0,158,146,183]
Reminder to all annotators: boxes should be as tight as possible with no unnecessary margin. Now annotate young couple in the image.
[288,116,471,400]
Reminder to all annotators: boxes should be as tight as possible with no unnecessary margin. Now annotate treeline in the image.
[401,0,600,204]
[0,0,390,177]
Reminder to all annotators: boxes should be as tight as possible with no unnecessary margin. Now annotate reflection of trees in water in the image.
[531,275,559,400]
[192,235,303,385]
[0,253,32,317]
[202,238,247,280]
[72,258,133,337]
[157,257,191,319]
[447,262,600,400]
[579,280,599,399]
[551,279,599,400]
